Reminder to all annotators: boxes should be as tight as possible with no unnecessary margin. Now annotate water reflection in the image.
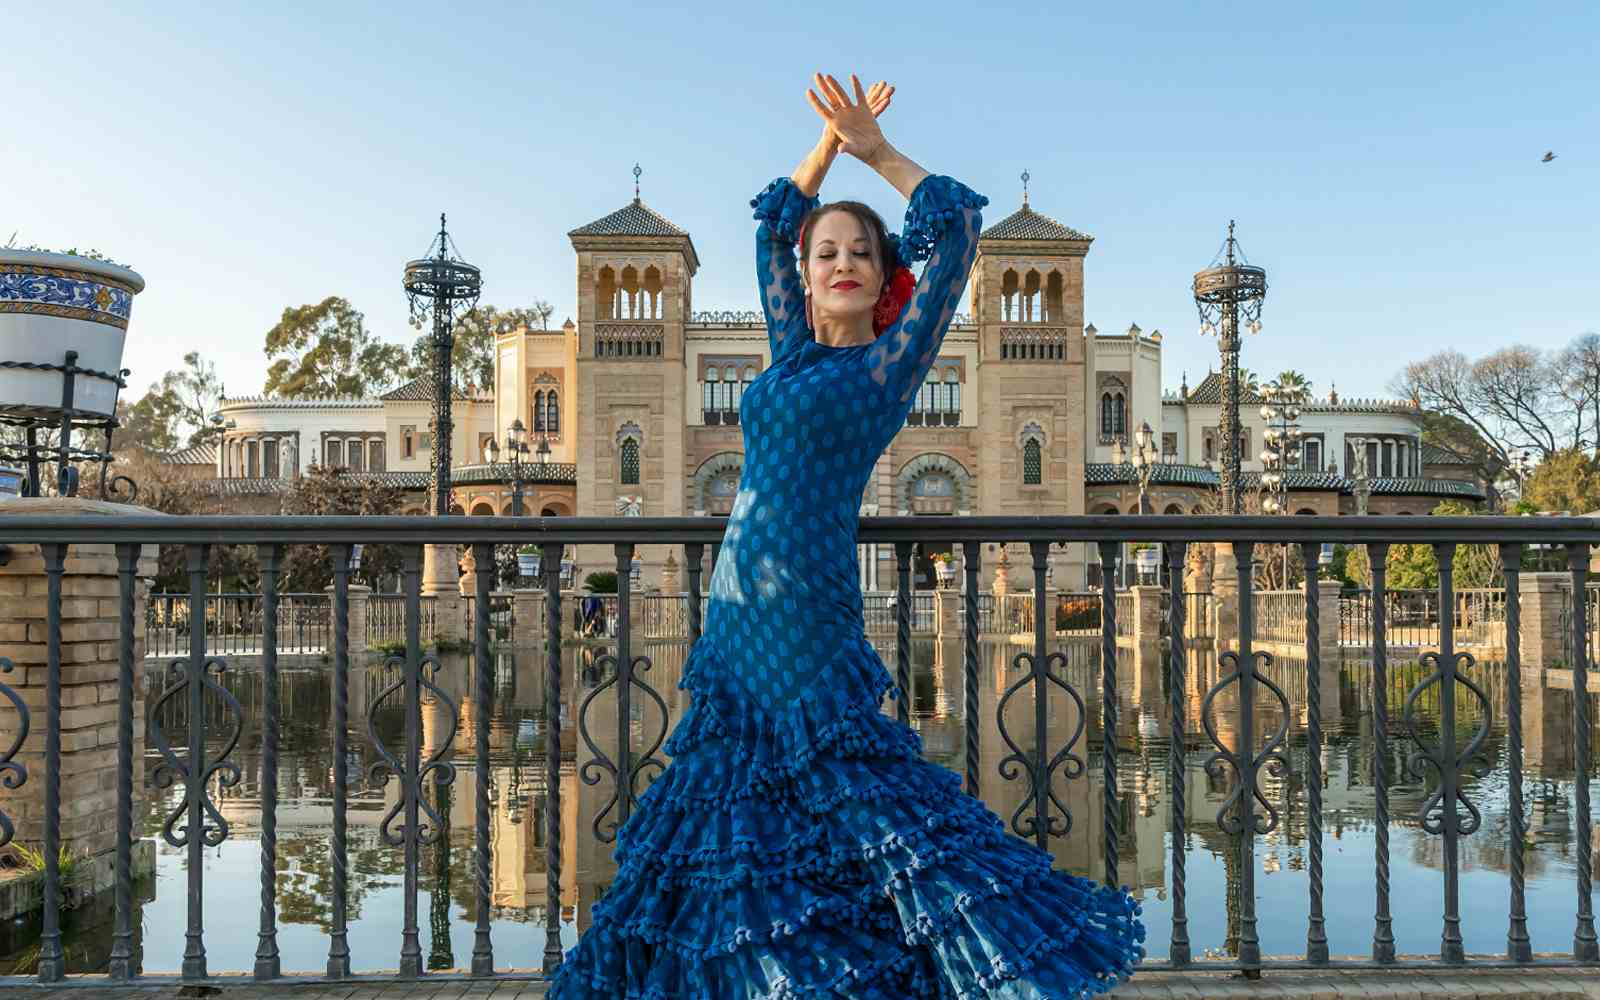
[2,638,1596,973]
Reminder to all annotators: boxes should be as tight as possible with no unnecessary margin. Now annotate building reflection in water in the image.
[11,636,1594,974]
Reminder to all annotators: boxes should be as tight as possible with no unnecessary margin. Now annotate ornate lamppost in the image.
[1258,381,1306,515]
[486,419,534,517]
[1112,421,1160,515]
[403,214,482,518]
[1193,222,1268,515]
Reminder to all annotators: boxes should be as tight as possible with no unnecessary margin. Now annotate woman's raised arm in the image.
[863,171,987,403]
[750,140,831,362]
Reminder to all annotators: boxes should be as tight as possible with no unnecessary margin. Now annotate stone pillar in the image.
[935,589,961,639]
[422,543,461,598]
[1131,585,1164,705]
[1212,542,1239,652]
[348,584,370,653]
[1520,573,1571,671]
[0,499,157,869]
[512,589,543,644]
[1300,578,1335,662]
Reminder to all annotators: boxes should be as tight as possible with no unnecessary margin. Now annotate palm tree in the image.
[1269,369,1312,399]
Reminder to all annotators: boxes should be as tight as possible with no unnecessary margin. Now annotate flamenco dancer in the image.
[550,72,1145,999]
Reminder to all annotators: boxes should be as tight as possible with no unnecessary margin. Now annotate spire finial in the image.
[633,163,642,203]
[1226,219,1237,266]
[1021,169,1030,208]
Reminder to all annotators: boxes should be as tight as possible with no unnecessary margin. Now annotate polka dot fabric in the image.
[547,176,1145,999]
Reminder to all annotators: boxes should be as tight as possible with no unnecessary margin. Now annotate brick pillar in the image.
[0,499,157,864]
[432,593,465,642]
[1520,573,1570,671]
[1520,573,1573,771]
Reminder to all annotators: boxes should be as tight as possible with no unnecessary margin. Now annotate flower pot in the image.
[934,563,956,588]
[0,250,145,418]
[518,553,542,577]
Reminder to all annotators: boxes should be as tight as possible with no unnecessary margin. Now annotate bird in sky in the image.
[1542,151,1557,163]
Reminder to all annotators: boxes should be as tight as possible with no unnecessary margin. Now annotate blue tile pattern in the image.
[0,264,134,329]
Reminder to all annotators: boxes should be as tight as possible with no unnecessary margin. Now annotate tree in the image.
[1419,411,1508,509]
[1345,501,1502,591]
[278,465,405,592]
[406,302,554,395]
[1393,340,1597,472]
[1552,332,1600,459]
[1523,448,1600,514]
[120,350,223,451]
[265,297,410,399]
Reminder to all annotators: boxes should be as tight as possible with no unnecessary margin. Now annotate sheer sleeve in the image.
[751,177,819,362]
[865,175,987,403]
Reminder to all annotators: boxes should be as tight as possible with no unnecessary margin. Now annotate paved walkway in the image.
[5,968,1600,999]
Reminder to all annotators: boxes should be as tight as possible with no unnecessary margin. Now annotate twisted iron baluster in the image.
[1098,540,1120,888]
[963,541,981,796]
[108,544,134,979]
[1300,542,1327,963]
[400,547,424,976]
[255,544,282,980]
[542,541,565,974]
[1197,541,1289,974]
[1399,545,1492,964]
[37,543,66,983]
[1569,543,1599,960]
[685,542,705,644]
[1501,544,1531,962]
[471,542,495,975]
[615,545,635,830]
[1368,543,1395,963]
[327,544,352,978]
[895,541,913,725]
[1165,541,1190,966]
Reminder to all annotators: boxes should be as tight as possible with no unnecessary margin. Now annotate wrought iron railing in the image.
[0,513,1595,989]
[145,593,330,658]
[368,594,437,646]
[1255,590,1307,643]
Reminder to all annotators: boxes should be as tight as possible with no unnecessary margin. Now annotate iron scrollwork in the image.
[147,658,245,847]
[1199,649,1293,835]
[995,648,1087,843]
[576,651,670,844]
[1402,650,1493,835]
[366,654,460,846]
[0,658,28,847]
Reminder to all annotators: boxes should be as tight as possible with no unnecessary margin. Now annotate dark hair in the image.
[796,200,892,295]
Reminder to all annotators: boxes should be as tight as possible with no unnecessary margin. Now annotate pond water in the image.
[1,637,1595,974]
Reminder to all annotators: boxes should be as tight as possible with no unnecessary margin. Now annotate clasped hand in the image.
[808,72,894,161]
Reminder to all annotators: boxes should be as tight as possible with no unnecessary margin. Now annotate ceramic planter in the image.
[0,250,145,418]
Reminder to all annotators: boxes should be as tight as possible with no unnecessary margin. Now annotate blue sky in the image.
[7,1,1595,404]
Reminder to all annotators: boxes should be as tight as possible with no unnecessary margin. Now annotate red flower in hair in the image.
[873,266,917,335]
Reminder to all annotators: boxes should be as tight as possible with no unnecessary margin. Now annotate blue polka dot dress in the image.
[548,175,1145,999]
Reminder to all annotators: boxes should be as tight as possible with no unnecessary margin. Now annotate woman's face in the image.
[804,210,883,323]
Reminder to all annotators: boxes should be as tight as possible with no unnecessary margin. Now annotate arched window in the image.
[546,391,559,435]
[620,438,641,485]
[1023,439,1043,485]
[1101,393,1125,440]
[533,390,546,432]
[703,365,719,421]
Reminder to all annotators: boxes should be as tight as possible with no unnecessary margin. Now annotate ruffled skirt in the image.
[547,636,1145,999]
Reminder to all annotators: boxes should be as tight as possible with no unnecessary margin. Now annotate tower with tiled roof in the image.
[568,164,697,524]
[968,171,1096,582]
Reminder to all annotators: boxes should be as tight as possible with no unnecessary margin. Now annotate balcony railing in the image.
[0,513,1596,988]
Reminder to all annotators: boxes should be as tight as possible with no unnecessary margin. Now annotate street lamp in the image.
[1259,381,1306,515]
[1111,420,1160,515]
[486,418,532,517]
[1193,221,1268,516]
[403,214,482,517]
